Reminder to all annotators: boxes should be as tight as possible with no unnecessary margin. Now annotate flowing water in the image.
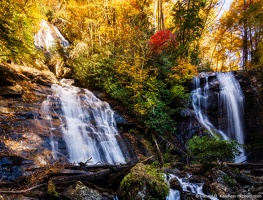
[166,174,218,200]
[191,72,246,162]
[34,20,69,50]
[42,79,126,164]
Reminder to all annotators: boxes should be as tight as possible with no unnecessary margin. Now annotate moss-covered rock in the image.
[119,163,169,200]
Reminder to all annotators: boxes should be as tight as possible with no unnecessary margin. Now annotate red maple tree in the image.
[148,29,177,53]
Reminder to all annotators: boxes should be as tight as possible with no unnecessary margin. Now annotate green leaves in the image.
[120,163,169,200]
[0,0,42,63]
[187,136,242,164]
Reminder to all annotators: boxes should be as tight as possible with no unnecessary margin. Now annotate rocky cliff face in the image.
[0,64,60,180]
[237,71,263,162]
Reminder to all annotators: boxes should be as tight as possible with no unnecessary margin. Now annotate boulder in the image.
[169,177,182,191]
[61,181,101,200]
[211,182,232,196]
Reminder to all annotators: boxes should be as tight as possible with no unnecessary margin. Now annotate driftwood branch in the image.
[0,183,47,194]
[152,134,164,167]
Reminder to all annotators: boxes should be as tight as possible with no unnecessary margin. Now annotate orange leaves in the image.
[148,29,177,53]
[170,59,197,84]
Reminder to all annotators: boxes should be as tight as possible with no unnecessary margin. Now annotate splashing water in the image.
[42,79,126,164]
[191,72,246,163]
[166,174,218,200]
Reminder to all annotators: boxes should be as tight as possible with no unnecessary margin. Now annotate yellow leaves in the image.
[170,59,197,83]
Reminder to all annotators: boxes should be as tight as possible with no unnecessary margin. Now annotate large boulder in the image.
[60,181,101,200]
[118,163,169,200]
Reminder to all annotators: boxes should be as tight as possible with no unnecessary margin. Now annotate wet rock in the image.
[169,177,182,191]
[61,181,101,200]
[0,156,35,181]
[189,175,211,194]
[0,64,24,86]
[211,182,232,196]
[0,84,23,97]
[235,170,263,186]
[17,112,41,119]
[114,112,127,125]
[254,185,263,194]
[180,108,194,118]
[164,167,182,176]
[0,106,10,113]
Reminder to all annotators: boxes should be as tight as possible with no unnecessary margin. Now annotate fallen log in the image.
[227,163,263,169]
[49,169,91,176]
[49,165,132,189]
[49,156,154,189]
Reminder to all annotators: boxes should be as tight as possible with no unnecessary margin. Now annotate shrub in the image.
[187,136,241,164]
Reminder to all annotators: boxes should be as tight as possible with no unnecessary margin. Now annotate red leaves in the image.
[148,29,177,53]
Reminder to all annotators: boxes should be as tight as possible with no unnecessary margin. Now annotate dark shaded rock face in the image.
[176,71,263,163]
[237,72,263,162]
[0,64,60,177]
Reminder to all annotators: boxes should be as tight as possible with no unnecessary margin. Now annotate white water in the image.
[42,79,126,164]
[166,174,218,200]
[191,76,228,140]
[34,20,69,50]
[166,189,180,200]
[191,72,246,163]
[217,73,245,162]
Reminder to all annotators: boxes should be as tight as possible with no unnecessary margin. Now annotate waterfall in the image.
[191,76,228,140]
[191,72,246,163]
[217,73,244,144]
[217,72,245,162]
[34,20,69,50]
[42,79,126,164]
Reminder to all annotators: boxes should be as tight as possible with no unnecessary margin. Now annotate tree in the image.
[153,0,165,31]
[203,0,263,71]
[148,29,177,53]
[171,0,218,64]
[0,0,42,63]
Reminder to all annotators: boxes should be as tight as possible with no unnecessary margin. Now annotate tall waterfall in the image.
[217,73,245,144]
[42,79,126,164]
[191,72,246,162]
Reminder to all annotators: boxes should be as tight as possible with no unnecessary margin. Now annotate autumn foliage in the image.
[148,29,177,53]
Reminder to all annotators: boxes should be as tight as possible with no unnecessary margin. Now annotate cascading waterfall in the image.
[42,79,126,164]
[192,76,228,140]
[191,72,246,162]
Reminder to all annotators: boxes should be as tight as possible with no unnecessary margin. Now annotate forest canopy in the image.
[0,0,262,134]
